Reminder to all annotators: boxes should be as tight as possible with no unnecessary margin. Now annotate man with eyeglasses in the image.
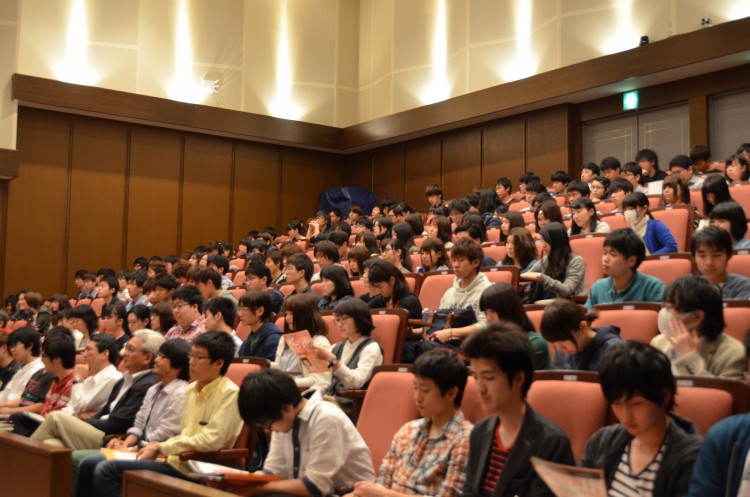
[89,332,242,497]
[29,330,163,449]
[164,285,207,343]
[0,326,45,404]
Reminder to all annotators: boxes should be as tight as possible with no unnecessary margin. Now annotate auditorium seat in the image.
[481,244,506,264]
[487,229,501,244]
[569,233,607,291]
[600,213,628,231]
[370,309,409,364]
[278,285,294,298]
[524,304,546,333]
[651,205,695,252]
[592,303,661,343]
[350,277,369,298]
[639,253,695,287]
[509,201,530,212]
[481,266,519,288]
[729,182,750,217]
[418,270,455,309]
[75,298,91,307]
[461,376,487,423]
[728,250,750,279]
[232,271,246,288]
[230,258,246,271]
[673,377,738,435]
[226,357,270,387]
[235,323,252,341]
[722,300,750,343]
[596,201,616,215]
[409,253,421,272]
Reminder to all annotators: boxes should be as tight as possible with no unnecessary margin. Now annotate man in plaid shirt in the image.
[348,350,472,497]
[164,286,206,343]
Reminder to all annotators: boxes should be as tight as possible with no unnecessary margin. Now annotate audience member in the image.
[283,253,320,303]
[590,176,610,202]
[501,227,538,274]
[569,198,611,235]
[63,333,121,419]
[691,226,750,299]
[149,301,176,334]
[669,154,703,191]
[366,260,422,319]
[203,297,242,355]
[725,154,750,185]
[0,327,44,404]
[163,285,206,343]
[636,148,667,185]
[709,200,750,249]
[417,237,450,274]
[521,223,586,301]
[623,192,678,254]
[237,290,282,360]
[0,332,19,392]
[661,173,691,207]
[317,264,355,311]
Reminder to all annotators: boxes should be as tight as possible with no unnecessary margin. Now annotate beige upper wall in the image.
[8,0,750,133]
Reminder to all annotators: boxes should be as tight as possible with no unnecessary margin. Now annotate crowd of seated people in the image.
[2,142,750,496]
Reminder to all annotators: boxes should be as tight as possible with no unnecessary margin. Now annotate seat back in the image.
[226,358,270,387]
[230,258,246,271]
[230,288,245,301]
[404,274,419,293]
[673,380,734,435]
[487,229,501,244]
[528,377,609,462]
[638,253,695,287]
[320,313,346,344]
[729,182,750,217]
[350,278,369,298]
[461,376,488,423]
[12,319,28,330]
[418,270,455,309]
[592,303,661,343]
[647,195,662,210]
[722,300,750,342]
[600,213,628,231]
[236,323,252,341]
[596,202,616,215]
[569,234,608,291]
[409,254,422,273]
[690,190,704,216]
[233,271,246,287]
[481,244,507,264]
[357,372,420,474]
[651,206,694,252]
[524,304,546,333]
[371,309,408,364]
[509,201,530,212]
[728,251,750,279]
[278,285,295,298]
[481,266,519,288]
[90,298,105,317]
[75,298,92,307]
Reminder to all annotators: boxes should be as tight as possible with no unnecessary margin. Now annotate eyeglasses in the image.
[333,316,352,326]
[171,302,190,310]
[188,354,211,361]
[124,344,143,353]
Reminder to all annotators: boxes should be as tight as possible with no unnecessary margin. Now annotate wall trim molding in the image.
[0,149,19,179]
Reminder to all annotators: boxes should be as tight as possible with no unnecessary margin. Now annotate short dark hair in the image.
[668,154,692,171]
[320,264,354,300]
[621,162,642,180]
[8,326,41,356]
[99,274,119,294]
[103,302,129,335]
[332,298,374,337]
[154,274,179,291]
[367,260,411,300]
[413,350,468,406]
[609,178,634,195]
[171,285,204,314]
[314,241,340,263]
[525,180,547,195]
[42,331,77,369]
[127,270,148,288]
[701,175,732,216]
[691,225,733,258]
[239,369,303,429]
[567,180,590,197]
[518,172,540,185]
[603,229,647,271]
[495,177,512,190]
[635,148,659,170]
[448,198,469,214]
[194,267,222,289]
[160,338,192,381]
[540,299,597,349]
[193,331,236,376]
[90,333,119,365]
[208,254,230,274]
[690,145,711,163]
[425,184,443,197]
[244,261,272,286]
[71,305,99,334]
[327,231,349,249]
[710,201,748,242]
[286,254,314,283]
[581,163,600,176]
[462,322,535,398]
[450,238,484,274]
[599,341,676,410]
[239,290,272,321]
[550,170,571,185]
[479,283,535,331]
[664,275,724,341]
[599,157,621,172]
[205,297,237,328]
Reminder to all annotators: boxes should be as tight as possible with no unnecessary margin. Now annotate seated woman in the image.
[317,264,355,311]
[313,298,383,397]
[426,215,454,249]
[48,294,72,327]
[477,189,501,228]
[580,341,703,497]
[274,293,332,391]
[651,274,745,379]
[499,211,525,243]
[698,174,732,229]
[501,227,538,274]
[286,218,307,242]
[374,216,394,242]
[393,222,419,254]
[417,237,450,274]
[355,231,379,257]
[569,198,611,235]
[68,304,101,350]
[380,238,413,273]
[540,299,623,371]
[709,200,750,249]
[149,301,176,334]
[662,174,691,208]
[623,192,678,255]
[590,176,610,202]
[533,200,564,240]
[725,153,750,185]
[521,222,587,301]
[347,245,372,278]
[101,302,130,352]
[366,260,422,320]
[126,304,151,333]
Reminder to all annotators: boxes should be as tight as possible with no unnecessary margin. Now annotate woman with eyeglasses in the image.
[317,265,355,311]
[312,299,383,397]
[380,238,412,273]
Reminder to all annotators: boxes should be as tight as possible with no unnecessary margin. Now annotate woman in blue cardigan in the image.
[623,192,678,254]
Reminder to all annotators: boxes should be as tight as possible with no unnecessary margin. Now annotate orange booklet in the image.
[283,330,329,373]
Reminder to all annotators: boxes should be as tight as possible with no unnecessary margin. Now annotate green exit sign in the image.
[623,91,639,111]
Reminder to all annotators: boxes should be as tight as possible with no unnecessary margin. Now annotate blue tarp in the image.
[318,187,378,218]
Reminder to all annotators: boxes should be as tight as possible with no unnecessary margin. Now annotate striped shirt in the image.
[609,440,666,497]
[481,421,513,497]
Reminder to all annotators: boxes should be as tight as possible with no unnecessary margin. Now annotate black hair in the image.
[327,231,349,249]
[332,298,374,337]
[599,341,676,410]
[244,261,272,286]
[171,285,204,314]
[567,180,590,198]
[413,350,468,406]
[599,157,621,172]
[405,213,424,237]
[315,210,331,226]
[381,238,412,271]
[550,170,571,185]
[205,297,237,328]
[540,222,573,282]
[90,333,119,365]
[97,267,116,279]
[284,294,328,338]
[208,254,230,274]
[314,240,341,263]
[460,212,488,243]
[519,172,540,185]
[239,369,303,429]
[71,305,99,334]
[664,274,724,342]
[495,177,512,190]
[99,274,119,294]
[569,198,600,235]
[478,189,499,215]
[425,184,443,197]
[621,162,642,182]
[159,339,191,381]
[710,201,748,242]
[609,178,634,194]
[7,326,41,357]
[603,229,647,271]
[128,304,151,327]
[392,222,417,253]
[286,254,315,283]
[635,148,659,170]
[623,192,654,220]
[127,270,148,287]
[367,260,411,301]
[701,175,733,216]
[691,225,733,258]
[462,322,535,398]
[355,231,379,254]
[479,283,535,331]
[525,180,547,195]
[540,299,597,348]
[42,330,77,369]
[193,331,236,376]
[239,290,273,321]
[690,145,711,164]
[668,154,691,171]
[154,274,179,291]
[726,154,750,182]
[320,264,354,300]
[450,238,484,275]
[500,212,525,242]
[448,198,470,215]
[103,302,130,335]
[287,218,304,232]
[375,217,394,239]
[582,163,600,175]
[419,238,449,270]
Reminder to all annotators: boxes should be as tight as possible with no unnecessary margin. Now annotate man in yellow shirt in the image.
[88,331,243,497]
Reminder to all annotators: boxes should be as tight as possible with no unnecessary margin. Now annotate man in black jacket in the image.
[579,341,703,497]
[30,330,163,449]
[461,323,574,497]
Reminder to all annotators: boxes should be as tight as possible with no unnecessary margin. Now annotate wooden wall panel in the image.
[372,146,405,203]
[342,153,373,191]
[234,143,280,241]
[404,138,441,209]
[5,109,70,296]
[68,118,128,291]
[0,181,7,296]
[482,119,526,188]
[127,126,182,261]
[280,150,327,227]
[526,106,571,183]
[181,135,233,251]
[323,156,347,190]
[442,129,481,199]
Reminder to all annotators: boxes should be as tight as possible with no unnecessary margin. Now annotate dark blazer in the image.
[463,405,575,497]
[87,371,159,435]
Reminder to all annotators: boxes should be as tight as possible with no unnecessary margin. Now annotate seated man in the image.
[669,154,704,191]
[311,240,341,283]
[580,341,703,497]
[237,290,282,361]
[30,330,163,449]
[194,267,238,305]
[88,332,243,496]
[0,327,45,407]
[348,350,472,497]
[244,261,285,314]
[586,229,665,310]
[651,274,745,379]
[692,226,750,299]
[608,178,634,214]
[204,297,243,355]
[125,270,150,311]
[164,285,207,343]
[237,368,375,496]
[74,339,191,497]
[207,254,235,289]
[283,253,320,303]
[461,323,574,497]
[0,331,20,393]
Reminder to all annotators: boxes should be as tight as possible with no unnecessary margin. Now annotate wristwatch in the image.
[327,358,339,369]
